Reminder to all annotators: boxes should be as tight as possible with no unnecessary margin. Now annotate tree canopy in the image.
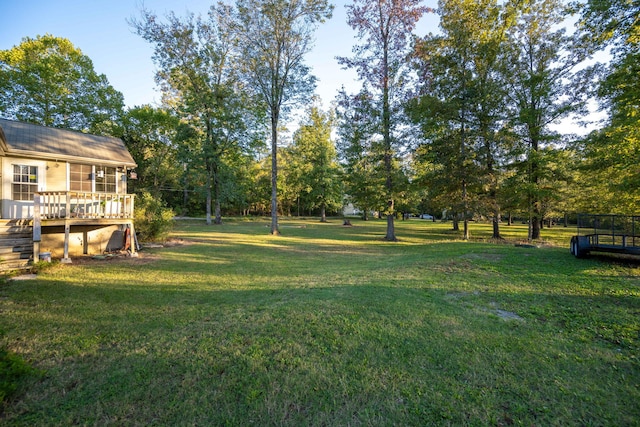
[131,4,264,225]
[0,34,124,134]
[288,103,343,222]
[2,0,639,237]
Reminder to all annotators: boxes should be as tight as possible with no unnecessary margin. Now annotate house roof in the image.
[0,118,136,167]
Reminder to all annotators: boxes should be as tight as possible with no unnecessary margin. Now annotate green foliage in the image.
[408,0,598,238]
[122,106,181,201]
[503,0,593,237]
[409,0,514,238]
[574,1,640,214]
[338,0,430,240]
[0,34,124,134]
[133,192,175,242]
[132,5,265,225]
[288,104,343,220]
[335,88,386,219]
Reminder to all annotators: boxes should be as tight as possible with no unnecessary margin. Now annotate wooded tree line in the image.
[1,0,638,240]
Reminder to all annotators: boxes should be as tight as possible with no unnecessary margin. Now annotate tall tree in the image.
[132,4,260,225]
[336,87,386,221]
[576,0,640,213]
[503,0,592,239]
[289,103,343,222]
[233,0,333,235]
[409,0,513,239]
[338,0,431,241]
[0,34,124,134]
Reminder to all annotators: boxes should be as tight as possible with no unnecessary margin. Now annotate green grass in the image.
[1,218,639,426]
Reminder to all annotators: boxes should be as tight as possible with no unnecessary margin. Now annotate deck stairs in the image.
[0,220,33,272]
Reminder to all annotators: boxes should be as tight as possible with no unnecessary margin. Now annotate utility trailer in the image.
[570,214,640,258]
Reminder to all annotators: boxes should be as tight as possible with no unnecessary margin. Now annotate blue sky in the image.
[0,0,439,110]
[0,1,602,134]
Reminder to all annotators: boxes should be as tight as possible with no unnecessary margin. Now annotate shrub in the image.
[134,192,175,242]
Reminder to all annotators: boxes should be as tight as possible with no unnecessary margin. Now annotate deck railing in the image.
[35,191,135,220]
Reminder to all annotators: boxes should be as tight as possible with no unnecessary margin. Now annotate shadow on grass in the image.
[2,274,639,425]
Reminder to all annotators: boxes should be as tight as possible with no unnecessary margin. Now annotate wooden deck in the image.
[0,192,136,272]
[34,192,136,263]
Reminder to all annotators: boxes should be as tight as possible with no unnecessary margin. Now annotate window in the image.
[95,166,116,193]
[70,164,93,192]
[69,164,117,193]
[12,165,38,201]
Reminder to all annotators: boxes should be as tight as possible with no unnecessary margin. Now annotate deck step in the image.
[0,222,34,273]
[0,259,32,271]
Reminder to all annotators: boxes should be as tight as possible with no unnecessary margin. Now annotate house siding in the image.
[45,160,68,192]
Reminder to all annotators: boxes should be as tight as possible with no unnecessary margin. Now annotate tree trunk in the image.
[213,162,222,225]
[385,214,396,241]
[320,205,327,222]
[270,111,280,235]
[529,116,541,239]
[531,206,541,239]
[462,180,469,241]
[491,193,501,239]
[205,166,212,226]
[214,200,222,224]
[492,211,501,239]
[182,165,189,216]
[382,36,396,242]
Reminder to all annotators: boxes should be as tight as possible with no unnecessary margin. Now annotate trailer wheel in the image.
[571,235,590,258]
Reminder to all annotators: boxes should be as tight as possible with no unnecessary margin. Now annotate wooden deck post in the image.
[129,221,138,257]
[33,194,41,261]
[61,220,72,264]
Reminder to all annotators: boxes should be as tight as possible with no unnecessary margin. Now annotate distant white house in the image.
[343,202,361,216]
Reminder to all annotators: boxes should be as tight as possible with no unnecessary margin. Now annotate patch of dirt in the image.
[143,238,192,248]
[495,309,524,321]
[70,251,161,266]
[460,252,505,262]
[444,291,481,300]
[8,274,38,281]
[67,238,195,266]
[433,259,473,274]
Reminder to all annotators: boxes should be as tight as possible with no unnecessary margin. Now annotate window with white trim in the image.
[12,165,38,201]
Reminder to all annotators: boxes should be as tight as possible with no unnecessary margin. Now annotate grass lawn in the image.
[1,218,639,426]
